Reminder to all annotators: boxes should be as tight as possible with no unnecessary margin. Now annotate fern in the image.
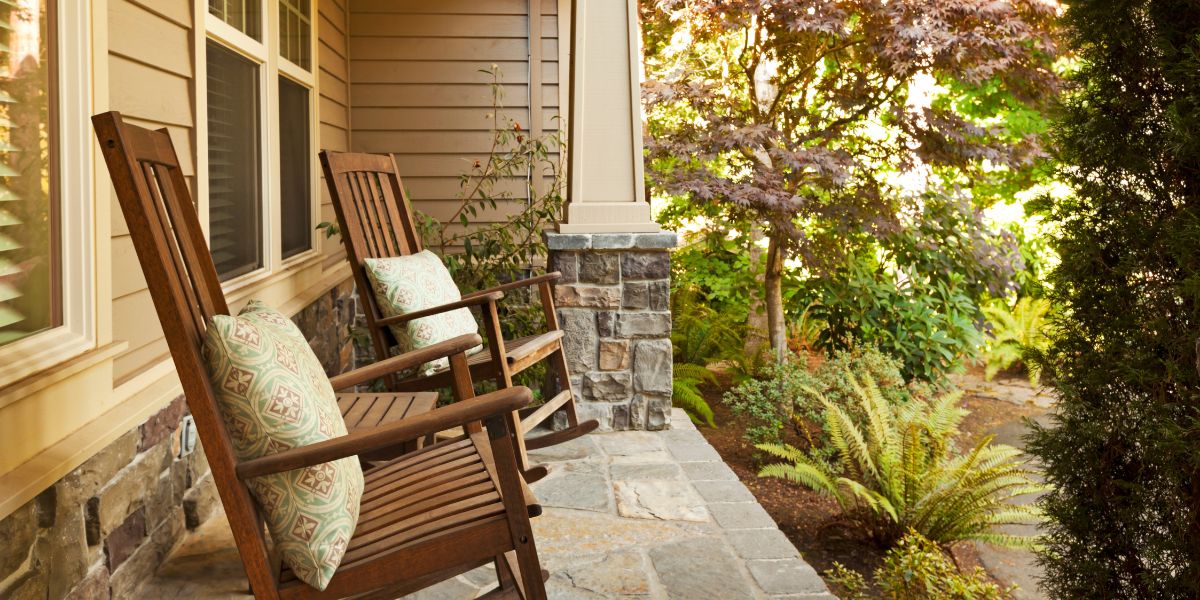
[671,287,743,367]
[756,369,1048,547]
[982,297,1051,386]
[672,363,718,427]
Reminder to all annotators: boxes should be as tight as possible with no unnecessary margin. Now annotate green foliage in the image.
[758,371,1045,546]
[981,297,1051,385]
[416,67,564,296]
[1026,1,1200,595]
[806,194,1019,382]
[642,0,1057,358]
[809,258,984,383]
[875,530,1012,600]
[726,346,917,467]
[826,531,1012,600]
[408,67,564,377]
[725,359,822,449]
[670,285,743,367]
[672,363,717,427]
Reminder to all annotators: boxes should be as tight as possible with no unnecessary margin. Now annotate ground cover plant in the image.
[828,530,1011,600]
[724,346,916,466]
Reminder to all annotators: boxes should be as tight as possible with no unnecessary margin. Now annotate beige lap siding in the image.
[108,0,196,384]
[320,0,353,271]
[347,0,564,245]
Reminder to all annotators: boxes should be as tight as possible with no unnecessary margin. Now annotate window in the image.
[0,0,57,346]
[278,76,310,259]
[207,42,263,280]
[209,0,261,40]
[278,0,310,70]
[205,0,315,283]
[0,1,93,381]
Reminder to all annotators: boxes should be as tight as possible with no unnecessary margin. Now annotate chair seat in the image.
[278,432,540,594]
[338,392,437,431]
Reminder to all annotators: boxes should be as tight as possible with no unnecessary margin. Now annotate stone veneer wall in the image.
[546,232,677,431]
[0,280,359,599]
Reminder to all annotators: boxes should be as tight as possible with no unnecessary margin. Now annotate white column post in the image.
[559,0,658,233]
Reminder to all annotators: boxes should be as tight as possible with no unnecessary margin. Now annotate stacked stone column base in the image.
[546,232,677,431]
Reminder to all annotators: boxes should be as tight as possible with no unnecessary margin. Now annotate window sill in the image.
[221,250,325,301]
[0,341,127,411]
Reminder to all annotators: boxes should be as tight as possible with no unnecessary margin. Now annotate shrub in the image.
[808,257,985,383]
[807,194,1019,382]
[724,359,821,448]
[757,371,1045,546]
[981,297,1051,385]
[1029,0,1200,593]
[875,530,1012,600]
[826,531,1013,600]
[725,347,919,464]
[672,363,717,427]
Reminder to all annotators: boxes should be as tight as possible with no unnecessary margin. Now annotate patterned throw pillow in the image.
[364,250,482,375]
[202,300,363,591]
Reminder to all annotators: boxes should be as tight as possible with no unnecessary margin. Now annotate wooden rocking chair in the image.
[94,111,548,599]
[319,151,599,479]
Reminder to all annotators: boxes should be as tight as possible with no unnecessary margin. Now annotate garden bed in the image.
[695,368,1046,597]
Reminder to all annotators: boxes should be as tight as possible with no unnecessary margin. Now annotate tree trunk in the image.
[765,234,787,363]
[744,224,769,359]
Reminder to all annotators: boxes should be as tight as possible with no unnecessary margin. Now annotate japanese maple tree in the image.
[642,0,1059,359]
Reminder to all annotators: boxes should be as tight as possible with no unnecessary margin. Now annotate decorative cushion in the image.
[364,250,482,375]
[202,300,363,591]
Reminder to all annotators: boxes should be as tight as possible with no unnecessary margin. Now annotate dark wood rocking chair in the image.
[319,151,599,479]
[93,111,548,599]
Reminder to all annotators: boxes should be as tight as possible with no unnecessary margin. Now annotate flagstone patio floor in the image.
[134,408,835,599]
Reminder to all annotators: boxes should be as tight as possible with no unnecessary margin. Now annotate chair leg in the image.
[548,346,581,428]
[520,345,598,451]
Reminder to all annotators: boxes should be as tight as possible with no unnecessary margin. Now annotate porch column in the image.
[546,0,677,431]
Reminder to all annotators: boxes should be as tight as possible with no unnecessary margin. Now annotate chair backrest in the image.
[92,112,276,588]
[320,151,425,351]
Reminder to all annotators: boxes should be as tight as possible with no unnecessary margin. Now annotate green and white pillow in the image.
[364,250,482,375]
[202,300,363,591]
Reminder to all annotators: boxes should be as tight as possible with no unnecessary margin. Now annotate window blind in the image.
[206,41,263,280]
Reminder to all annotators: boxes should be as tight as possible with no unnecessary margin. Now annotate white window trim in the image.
[201,1,321,294]
[0,0,95,385]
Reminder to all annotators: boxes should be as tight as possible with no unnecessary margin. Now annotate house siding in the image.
[347,0,564,243]
[107,0,197,384]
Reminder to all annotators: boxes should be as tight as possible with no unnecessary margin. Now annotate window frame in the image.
[0,0,95,385]
[200,0,320,295]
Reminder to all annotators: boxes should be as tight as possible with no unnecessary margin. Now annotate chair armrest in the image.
[235,386,533,480]
[375,291,504,327]
[327,333,481,391]
[461,272,561,300]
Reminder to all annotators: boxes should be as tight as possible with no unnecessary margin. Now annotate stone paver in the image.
[709,502,780,530]
[726,529,803,560]
[614,480,708,521]
[137,408,832,599]
[747,559,828,595]
[649,538,758,600]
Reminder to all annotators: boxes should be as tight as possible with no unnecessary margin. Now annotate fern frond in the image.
[672,378,716,427]
[969,531,1043,550]
[674,363,718,385]
[759,463,840,500]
